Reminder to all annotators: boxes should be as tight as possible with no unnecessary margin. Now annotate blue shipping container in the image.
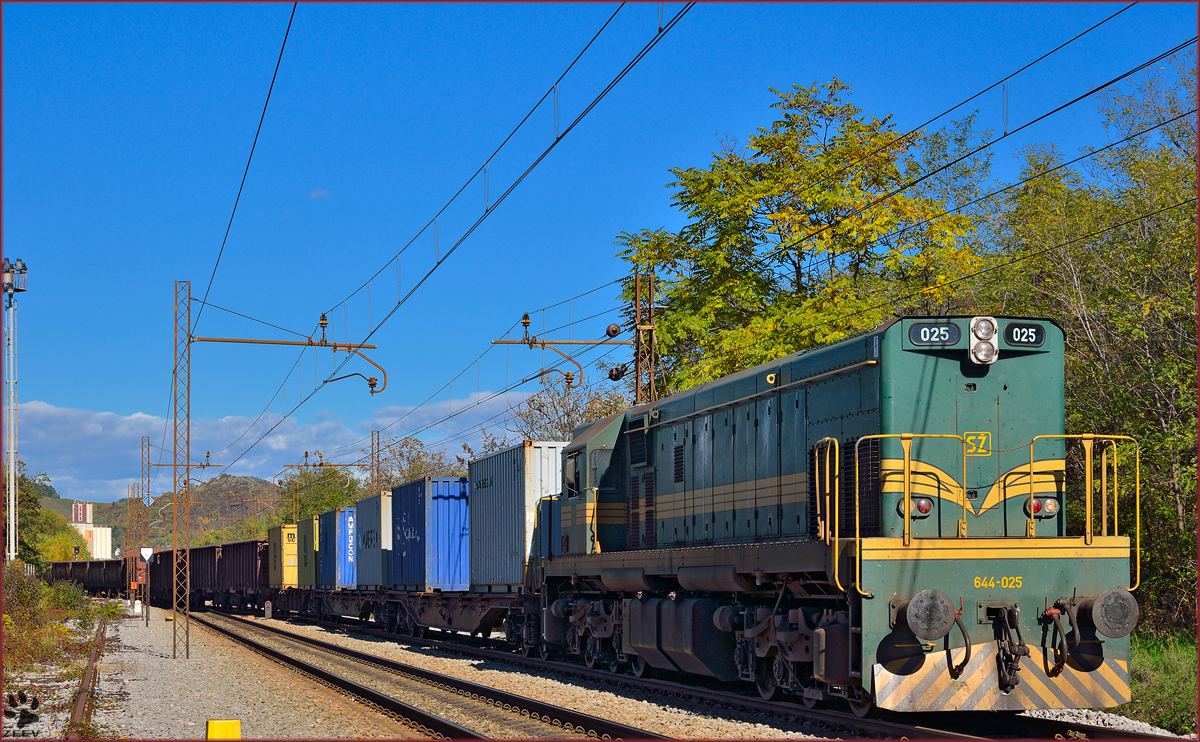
[318,508,356,589]
[392,477,469,591]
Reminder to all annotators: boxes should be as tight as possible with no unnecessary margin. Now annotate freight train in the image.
[50,315,1141,716]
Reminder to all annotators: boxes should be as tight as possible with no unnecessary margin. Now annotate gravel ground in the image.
[201,613,590,739]
[248,617,840,739]
[90,606,429,739]
[1021,707,1181,738]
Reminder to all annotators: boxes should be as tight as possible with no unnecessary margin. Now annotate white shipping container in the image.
[468,440,564,590]
[356,492,393,589]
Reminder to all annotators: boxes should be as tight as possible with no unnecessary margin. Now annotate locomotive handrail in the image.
[1026,434,1140,590]
[852,434,968,598]
[812,437,843,592]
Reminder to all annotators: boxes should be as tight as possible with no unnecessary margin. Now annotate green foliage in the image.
[197,467,362,545]
[36,510,90,563]
[1124,633,1197,735]
[617,79,984,390]
[3,562,101,675]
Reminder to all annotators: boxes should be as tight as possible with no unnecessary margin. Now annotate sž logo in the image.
[4,691,41,737]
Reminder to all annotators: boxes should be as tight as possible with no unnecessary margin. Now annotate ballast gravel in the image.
[201,613,590,739]
[249,616,838,739]
[1022,707,1180,738]
[89,609,429,739]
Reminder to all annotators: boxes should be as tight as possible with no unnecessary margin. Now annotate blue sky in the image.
[4,2,1195,501]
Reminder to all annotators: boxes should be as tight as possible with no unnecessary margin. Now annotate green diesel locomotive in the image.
[536,315,1139,715]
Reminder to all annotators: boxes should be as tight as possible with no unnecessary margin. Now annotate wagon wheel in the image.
[414,625,428,640]
[520,638,537,658]
[629,655,652,678]
[607,656,626,674]
[800,693,820,709]
[538,642,558,662]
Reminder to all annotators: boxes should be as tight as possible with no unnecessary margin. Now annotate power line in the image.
[326,5,627,313]
[763,36,1196,274]
[764,106,1198,283]
[709,198,1198,363]
[785,2,1138,210]
[190,298,308,339]
[217,6,694,470]
[192,2,299,336]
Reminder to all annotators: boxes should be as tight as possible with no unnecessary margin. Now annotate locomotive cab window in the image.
[564,452,582,498]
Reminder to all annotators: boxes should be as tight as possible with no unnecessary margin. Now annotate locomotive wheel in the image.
[414,626,427,640]
[801,694,820,709]
[583,635,601,669]
[847,696,875,718]
[629,655,652,678]
[520,639,537,657]
[538,642,558,662]
[755,662,782,701]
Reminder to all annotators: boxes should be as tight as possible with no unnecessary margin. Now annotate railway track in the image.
[275,613,1169,741]
[194,612,666,740]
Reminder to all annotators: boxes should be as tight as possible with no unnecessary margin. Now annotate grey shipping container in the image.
[356,492,393,589]
[468,441,564,591]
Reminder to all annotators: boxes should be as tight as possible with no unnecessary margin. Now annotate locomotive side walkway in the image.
[88,608,427,739]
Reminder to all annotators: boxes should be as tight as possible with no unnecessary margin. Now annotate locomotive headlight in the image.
[969,316,1000,365]
[973,317,996,340]
[972,341,997,363]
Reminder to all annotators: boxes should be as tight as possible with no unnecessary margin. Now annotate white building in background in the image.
[69,501,111,559]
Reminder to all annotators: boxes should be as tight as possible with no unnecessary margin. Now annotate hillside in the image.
[46,474,281,551]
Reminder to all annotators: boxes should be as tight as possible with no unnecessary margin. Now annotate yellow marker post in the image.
[206,720,241,739]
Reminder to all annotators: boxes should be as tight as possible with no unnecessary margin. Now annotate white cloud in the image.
[19,392,531,503]
[308,189,332,200]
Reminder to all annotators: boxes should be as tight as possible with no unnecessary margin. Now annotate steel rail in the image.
[279,614,980,740]
[66,617,107,740]
[191,613,482,739]
[286,613,1171,741]
[209,611,668,740]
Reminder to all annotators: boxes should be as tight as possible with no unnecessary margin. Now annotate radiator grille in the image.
[628,475,642,548]
[642,472,657,549]
[673,445,685,483]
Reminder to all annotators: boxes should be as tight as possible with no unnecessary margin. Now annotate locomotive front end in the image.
[859,316,1139,712]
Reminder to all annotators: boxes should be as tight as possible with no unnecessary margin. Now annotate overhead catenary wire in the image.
[325,3,628,314]
[758,106,1199,284]
[758,36,1197,276]
[782,2,1138,211]
[216,7,693,470]
[192,2,299,336]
